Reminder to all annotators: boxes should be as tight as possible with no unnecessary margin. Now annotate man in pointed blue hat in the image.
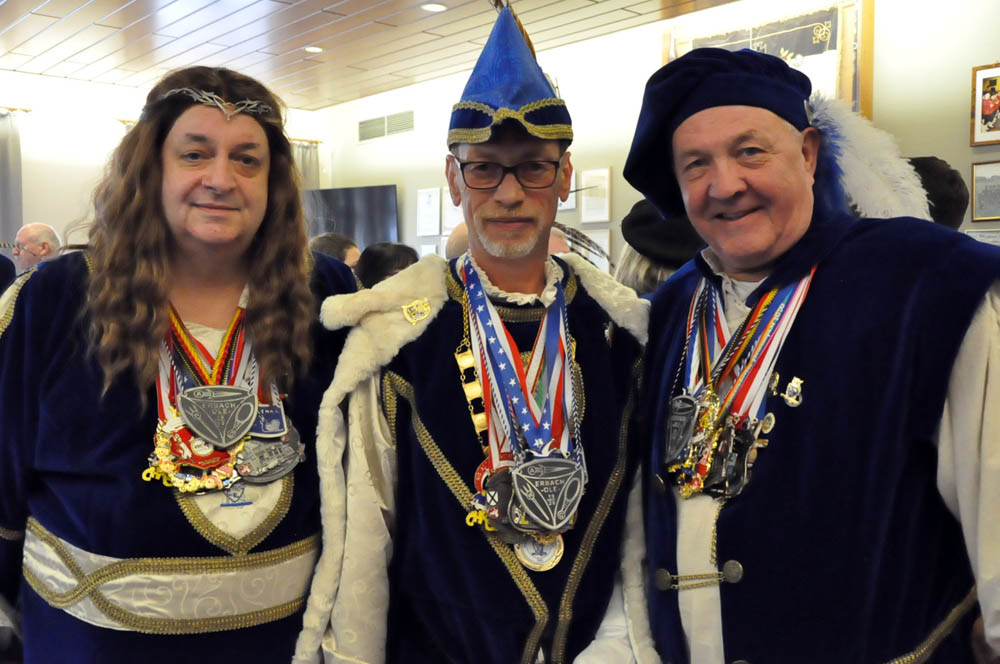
[623,47,1000,662]
[295,6,650,663]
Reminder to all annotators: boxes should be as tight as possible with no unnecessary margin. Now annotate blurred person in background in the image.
[354,241,419,288]
[12,223,60,271]
[310,231,361,268]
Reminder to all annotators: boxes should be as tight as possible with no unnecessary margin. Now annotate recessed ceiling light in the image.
[304,46,324,54]
[420,3,447,12]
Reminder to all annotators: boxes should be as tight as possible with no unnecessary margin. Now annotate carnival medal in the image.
[460,260,585,569]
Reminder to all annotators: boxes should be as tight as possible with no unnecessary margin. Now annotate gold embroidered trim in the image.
[0,269,34,338]
[382,372,549,664]
[22,517,317,634]
[448,97,573,145]
[883,585,978,664]
[551,357,641,661]
[445,262,578,320]
[448,98,573,145]
[0,525,24,541]
[175,473,294,555]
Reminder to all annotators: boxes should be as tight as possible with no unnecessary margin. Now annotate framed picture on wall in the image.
[580,168,611,223]
[971,160,1000,221]
[971,63,1000,146]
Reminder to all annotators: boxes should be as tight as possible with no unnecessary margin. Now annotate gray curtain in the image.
[292,140,320,190]
[0,111,22,246]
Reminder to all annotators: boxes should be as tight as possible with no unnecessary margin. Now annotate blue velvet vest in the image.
[381,258,643,664]
[0,251,355,663]
[642,214,1000,663]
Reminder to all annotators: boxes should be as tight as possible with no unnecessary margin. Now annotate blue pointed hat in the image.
[447,6,572,146]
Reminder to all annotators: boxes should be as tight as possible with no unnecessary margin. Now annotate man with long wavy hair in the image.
[0,67,355,662]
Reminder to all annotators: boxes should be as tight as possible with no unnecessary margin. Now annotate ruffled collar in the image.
[462,252,563,306]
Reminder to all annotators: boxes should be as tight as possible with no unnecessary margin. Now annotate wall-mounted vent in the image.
[358,110,414,142]
[386,110,414,135]
[358,117,386,141]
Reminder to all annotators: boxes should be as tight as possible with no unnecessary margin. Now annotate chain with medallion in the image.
[456,259,584,571]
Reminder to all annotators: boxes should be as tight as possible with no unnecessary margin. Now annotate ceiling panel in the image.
[0,0,737,110]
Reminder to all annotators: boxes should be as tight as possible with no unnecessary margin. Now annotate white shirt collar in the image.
[463,252,563,307]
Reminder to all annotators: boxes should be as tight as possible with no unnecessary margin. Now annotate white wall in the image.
[872,0,1000,230]
[1,69,325,244]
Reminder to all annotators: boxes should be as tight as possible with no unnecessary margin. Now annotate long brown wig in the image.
[86,67,314,397]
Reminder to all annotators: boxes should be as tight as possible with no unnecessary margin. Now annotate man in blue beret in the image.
[624,47,1000,663]
[296,6,649,663]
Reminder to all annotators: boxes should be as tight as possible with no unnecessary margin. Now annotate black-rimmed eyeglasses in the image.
[455,159,562,190]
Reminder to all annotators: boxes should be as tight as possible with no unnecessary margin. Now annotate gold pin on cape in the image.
[781,377,804,407]
[402,298,431,325]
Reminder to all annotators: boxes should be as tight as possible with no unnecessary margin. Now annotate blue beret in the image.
[624,48,813,219]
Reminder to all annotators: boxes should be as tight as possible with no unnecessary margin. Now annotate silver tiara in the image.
[160,87,272,120]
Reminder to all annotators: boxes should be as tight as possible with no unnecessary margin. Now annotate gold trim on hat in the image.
[448,98,573,145]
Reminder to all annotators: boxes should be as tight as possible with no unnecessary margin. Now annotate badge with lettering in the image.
[250,403,287,438]
[512,457,584,533]
[177,385,257,449]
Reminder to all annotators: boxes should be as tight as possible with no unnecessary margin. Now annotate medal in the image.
[458,258,585,568]
[666,269,815,498]
[664,393,697,467]
[236,422,304,484]
[177,385,257,449]
[514,534,564,572]
[511,457,584,533]
[144,302,302,493]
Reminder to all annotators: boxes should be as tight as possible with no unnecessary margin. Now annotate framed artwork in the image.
[971,63,1000,146]
[441,186,464,234]
[580,168,610,223]
[416,187,441,236]
[665,0,873,116]
[971,160,1000,221]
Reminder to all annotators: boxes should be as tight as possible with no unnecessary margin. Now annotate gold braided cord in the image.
[0,525,24,541]
[22,516,317,624]
[382,372,549,664]
[0,269,34,338]
[883,586,978,664]
[448,98,573,145]
[551,357,641,660]
[175,473,295,555]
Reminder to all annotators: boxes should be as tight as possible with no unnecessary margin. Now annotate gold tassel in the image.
[489,0,536,59]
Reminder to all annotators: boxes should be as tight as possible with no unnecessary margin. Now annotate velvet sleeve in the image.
[0,271,37,618]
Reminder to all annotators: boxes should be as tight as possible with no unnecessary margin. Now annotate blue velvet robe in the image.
[0,251,355,663]
[642,213,1000,663]
[380,258,643,664]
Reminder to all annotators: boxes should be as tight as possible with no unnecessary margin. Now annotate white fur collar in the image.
[320,254,449,402]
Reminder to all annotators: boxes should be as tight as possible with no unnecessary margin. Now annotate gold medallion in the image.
[514,534,564,572]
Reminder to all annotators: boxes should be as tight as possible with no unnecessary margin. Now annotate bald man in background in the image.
[12,224,60,271]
